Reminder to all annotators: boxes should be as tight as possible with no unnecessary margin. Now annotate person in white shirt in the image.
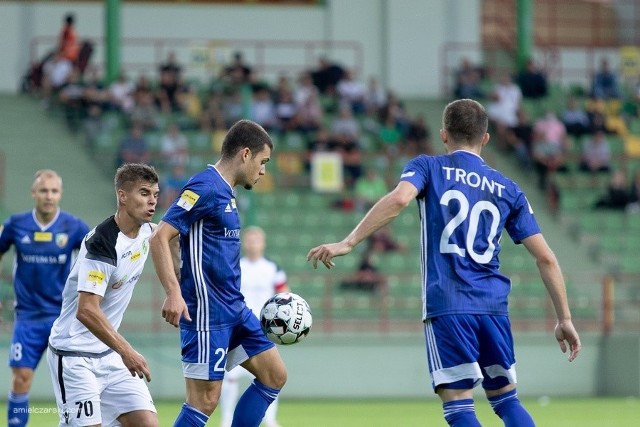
[219,226,288,427]
[47,163,161,427]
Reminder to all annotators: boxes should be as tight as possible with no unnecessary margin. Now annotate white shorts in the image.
[47,347,156,427]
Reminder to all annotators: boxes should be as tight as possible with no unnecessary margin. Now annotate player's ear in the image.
[481,132,490,146]
[440,129,448,144]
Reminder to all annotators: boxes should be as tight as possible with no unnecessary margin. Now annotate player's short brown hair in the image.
[442,99,488,145]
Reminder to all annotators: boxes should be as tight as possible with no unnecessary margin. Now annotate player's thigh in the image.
[46,349,102,426]
[10,319,54,369]
[424,315,483,391]
[100,353,157,427]
[180,327,232,381]
[227,308,276,373]
[241,346,286,389]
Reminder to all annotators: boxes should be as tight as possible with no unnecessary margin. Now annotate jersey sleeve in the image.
[76,257,115,297]
[504,191,541,244]
[162,182,215,235]
[399,156,429,196]
[0,217,14,255]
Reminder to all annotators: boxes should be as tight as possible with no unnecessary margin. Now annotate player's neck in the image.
[213,160,237,187]
[114,211,141,239]
[35,209,57,227]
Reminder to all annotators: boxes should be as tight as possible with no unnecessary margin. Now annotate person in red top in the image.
[59,13,79,63]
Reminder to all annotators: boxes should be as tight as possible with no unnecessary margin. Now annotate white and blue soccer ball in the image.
[260,292,312,345]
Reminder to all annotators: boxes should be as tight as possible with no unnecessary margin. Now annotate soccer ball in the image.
[260,292,312,345]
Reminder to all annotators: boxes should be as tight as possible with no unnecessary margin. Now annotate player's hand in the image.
[307,241,353,269]
[121,348,152,382]
[162,292,191,327]
[555,319,581,362]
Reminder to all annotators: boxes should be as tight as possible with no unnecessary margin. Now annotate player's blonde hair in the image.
[32,169,62,190]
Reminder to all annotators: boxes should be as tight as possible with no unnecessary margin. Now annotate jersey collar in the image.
[451,149,484,162]
[31,208,60,231]
[210,164,234,193]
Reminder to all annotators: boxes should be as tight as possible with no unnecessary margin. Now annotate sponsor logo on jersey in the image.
[121,250,132,259]
[56,233,69,248]
[112,273,140,289]
[142,240,148,255]
[177,190,200,211]
[401,171,415,178]
[131,251,141,261]
[34,231,53,242]
[87,270,106,285]
[231,198,237,209]
[224,227,240,238]
[20,235,31,244]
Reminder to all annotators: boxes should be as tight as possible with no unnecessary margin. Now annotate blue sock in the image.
[8,391,29,427]
[232,380,280,427]
[173,402,209,427]
[442,399,482,427]
[488,389,535,427]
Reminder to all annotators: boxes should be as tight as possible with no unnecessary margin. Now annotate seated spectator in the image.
[222,51,253,85]
[339,248,386,293]
[115,124,150,167]
[250,86,278,131]
[294,72,323,134]
[591,58,621,100]
[304,127,337,172]
[531,111,570,189]
[579,130,611,173]
[369,225,406,253]
[159,164,190,211]
[593,170,630,210]
[453,57,484,99]
[562,97,591,138]
[505,109,534,169]
[364,76,388,116]
[516,58,548,100]
[41,51,74,106]
[380,91,411,137]
[58,68,85,132]
[335,133,363,190]
[129,90,160,131]
[274,87,298,133]
[109,72,135,113]
[157,53,184,113]
[378,113,403,158]
[486,71,522,150]
[331,105,360,142]
[336,68,367,115]
[310,56,345,96]
[406,113,433,156]
[160,123,189,169]
[354,168,388,212]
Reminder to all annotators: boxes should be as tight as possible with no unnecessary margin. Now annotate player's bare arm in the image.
[522,233,581,362]
[307,181,418,269]
[150,220,191,327]
[76,291,152,381]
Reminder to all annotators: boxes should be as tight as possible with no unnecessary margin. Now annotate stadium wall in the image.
[0,0,481,97]
[1,333,623,400]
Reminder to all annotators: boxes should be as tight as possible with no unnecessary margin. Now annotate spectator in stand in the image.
[250,86,278,132]
[304,127,337,172]
[82,67,110,111]
[354,168,388,213]
[294,73,323,134]
[274,86,298,134]
[222,91,244,129]
[487,71,522,150]
[579,130,611,173]
[335,132,363,190]
[331,104,360,142]
[129,90,160,131]
[160,123,189,170]
[336,68,367,115]
[364,76,388,116]
[453,57,484,100]
[157,51,184,113]
[591,58,621,100]
[562,97,591,139]
[310,56,345,96]
[339,248,386,293]
[506,109,534,169]
[58,13,79,64]
[109,72,135,113]
[58,68,85,132]
[222,51,253,85]
[379,91,412,138]
[159,163,190,211]
[516,58,548,100]
[406,113,434,156]
[115,124,150,168]
[41,51,74,107]
[378,113,403,158]
[593,170,630,210]
[531,111,570,190]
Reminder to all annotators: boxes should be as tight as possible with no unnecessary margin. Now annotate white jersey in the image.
[49,216,154,354]
[239,256,287,317]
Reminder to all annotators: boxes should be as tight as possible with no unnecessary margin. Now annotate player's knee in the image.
[268,365,287,389]
[119,411,159,427]
[11,369,34,392]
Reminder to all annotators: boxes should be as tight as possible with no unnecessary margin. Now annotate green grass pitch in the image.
[2,397,639,426]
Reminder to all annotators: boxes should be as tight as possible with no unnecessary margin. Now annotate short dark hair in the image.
[442,99,488,145]
[220,119,273,160]
[114,163,159,191]
[65,13,75,25]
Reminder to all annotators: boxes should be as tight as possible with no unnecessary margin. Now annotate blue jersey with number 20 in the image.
[400,151,540,320]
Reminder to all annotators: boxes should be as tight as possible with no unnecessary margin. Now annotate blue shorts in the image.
[424,314,517,392]
[9,319,56,369]
[180,306,274,381]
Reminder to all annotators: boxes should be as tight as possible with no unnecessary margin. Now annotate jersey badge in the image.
[142,240,148,255]
[56,233,69,248]
[34,231,53,242]
[177,189,200,211]
[231,198,237,209]
[87,270,106,287]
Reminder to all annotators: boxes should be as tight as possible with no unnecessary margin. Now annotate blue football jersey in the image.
[0,209,90,320]
[162,165,244,331]
[400,150,540,319]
